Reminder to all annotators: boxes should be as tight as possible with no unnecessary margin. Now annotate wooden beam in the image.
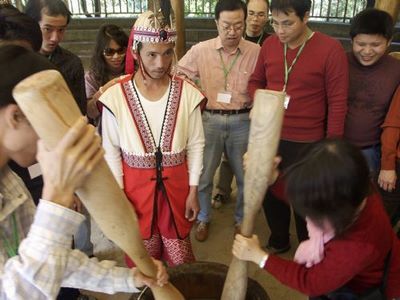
[375,0,400,23]
[171,0,186,59]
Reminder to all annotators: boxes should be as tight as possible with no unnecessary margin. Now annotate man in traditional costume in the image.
[100,10,205,266]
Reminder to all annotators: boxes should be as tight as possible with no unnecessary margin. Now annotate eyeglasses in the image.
[219,22,244,33]
[270,19,296,30]
[248,11,267,19]
[103,47,126,57]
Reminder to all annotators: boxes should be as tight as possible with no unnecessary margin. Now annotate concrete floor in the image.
[84,195,307,300]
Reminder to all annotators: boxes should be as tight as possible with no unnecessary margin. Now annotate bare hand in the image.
[133,259,169,288]
[185,186,199,221]
[378,170,397,192]
[232,234,267,266]
[38,117,104,208]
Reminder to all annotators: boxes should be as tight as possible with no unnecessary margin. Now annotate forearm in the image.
[186,107,204,186]
[101,109,124,188]
[381,127,400,170]
[61,252,139,294]
[326,48,348,137]
[248,49,266,100]
[0,200,84,299]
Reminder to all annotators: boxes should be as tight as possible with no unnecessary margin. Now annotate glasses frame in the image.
[218,21,245,33]
[103,47,127,57]
[247,11,267,19]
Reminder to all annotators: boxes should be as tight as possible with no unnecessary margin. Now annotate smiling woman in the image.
[85,24,128,121]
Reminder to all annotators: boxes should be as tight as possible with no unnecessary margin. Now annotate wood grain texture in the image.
[12,70,184,300]
[221,89,285,300]
[375,0,400,22]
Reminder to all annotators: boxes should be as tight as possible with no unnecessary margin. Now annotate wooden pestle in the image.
[12,70,184,300]
[221,89,285,300]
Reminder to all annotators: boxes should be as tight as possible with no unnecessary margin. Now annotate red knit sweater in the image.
[248,32,348,141]
[265,193,400,298]
[381,85,400,170]
[345,53,400,147]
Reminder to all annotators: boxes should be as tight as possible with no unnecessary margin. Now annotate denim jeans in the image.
[361,144,381,177]
[74,206,93,256]
[216,153,234,196]
[197,111,250,224]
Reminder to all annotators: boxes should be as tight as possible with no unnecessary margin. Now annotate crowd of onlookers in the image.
[0,0,400,299]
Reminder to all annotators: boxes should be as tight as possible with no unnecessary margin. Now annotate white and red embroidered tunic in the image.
[100,75,204,239]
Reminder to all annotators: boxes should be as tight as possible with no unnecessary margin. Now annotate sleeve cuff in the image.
[28,199,85,248]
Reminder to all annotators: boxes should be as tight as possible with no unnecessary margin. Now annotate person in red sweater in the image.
[344,9,400,177]
[379,85,400,225]
[233,139,400,299]
[247,0,348,253]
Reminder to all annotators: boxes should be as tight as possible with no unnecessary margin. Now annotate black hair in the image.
[0,5,42,51]
[0,45,56,108]
[215,0,247,21]
[270,0,311,20]
[350,8,394,41]
[285,139,371,236]
[25,0,71,24]
[90,24,128,85]
[246,0,269,5]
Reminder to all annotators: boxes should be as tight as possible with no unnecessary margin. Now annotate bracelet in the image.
[258,254,268,269]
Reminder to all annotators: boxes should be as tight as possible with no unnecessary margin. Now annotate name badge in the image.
[28,163,42,179]
[284,95,291,110]
[217,91,232,104]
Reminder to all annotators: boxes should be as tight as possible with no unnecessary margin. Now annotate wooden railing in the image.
[11,0,371,22]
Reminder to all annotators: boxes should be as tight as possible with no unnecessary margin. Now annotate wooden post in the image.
[171,0,186,59]
[375,0,400,23]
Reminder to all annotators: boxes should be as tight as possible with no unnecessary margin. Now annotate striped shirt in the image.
[0,166,139,299]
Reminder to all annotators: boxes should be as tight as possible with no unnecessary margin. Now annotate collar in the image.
[215,36,244,54]
[0,166,30,222]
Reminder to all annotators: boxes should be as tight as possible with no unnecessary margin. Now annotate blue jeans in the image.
[74,206,93,256]
[361,144,381,177]
[197,111,249,224]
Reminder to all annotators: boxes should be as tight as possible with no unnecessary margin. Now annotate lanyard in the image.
[219,49,240,90]
[1,212,20,258]
[283,31,314,92]
[256,32,264,45]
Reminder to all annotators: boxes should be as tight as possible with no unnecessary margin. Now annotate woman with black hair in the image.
[233,139,400,299]
[85,24,128,122]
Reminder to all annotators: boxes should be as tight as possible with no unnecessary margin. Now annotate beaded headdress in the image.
[132,10,176,49]
[125,3,176,74]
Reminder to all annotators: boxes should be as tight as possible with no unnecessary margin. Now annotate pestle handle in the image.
[221,90,285,300]
[12,70,184,300]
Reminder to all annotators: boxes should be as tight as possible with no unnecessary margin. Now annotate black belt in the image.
[205,108,251,115]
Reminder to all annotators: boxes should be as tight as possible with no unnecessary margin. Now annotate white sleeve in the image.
[186,106,204,186]
[101,108,124,188]
[0,200,139,299]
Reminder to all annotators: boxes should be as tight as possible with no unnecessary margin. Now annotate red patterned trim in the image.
[121,80,154,152]
[121,78,183,153]
[122,150,186,169]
